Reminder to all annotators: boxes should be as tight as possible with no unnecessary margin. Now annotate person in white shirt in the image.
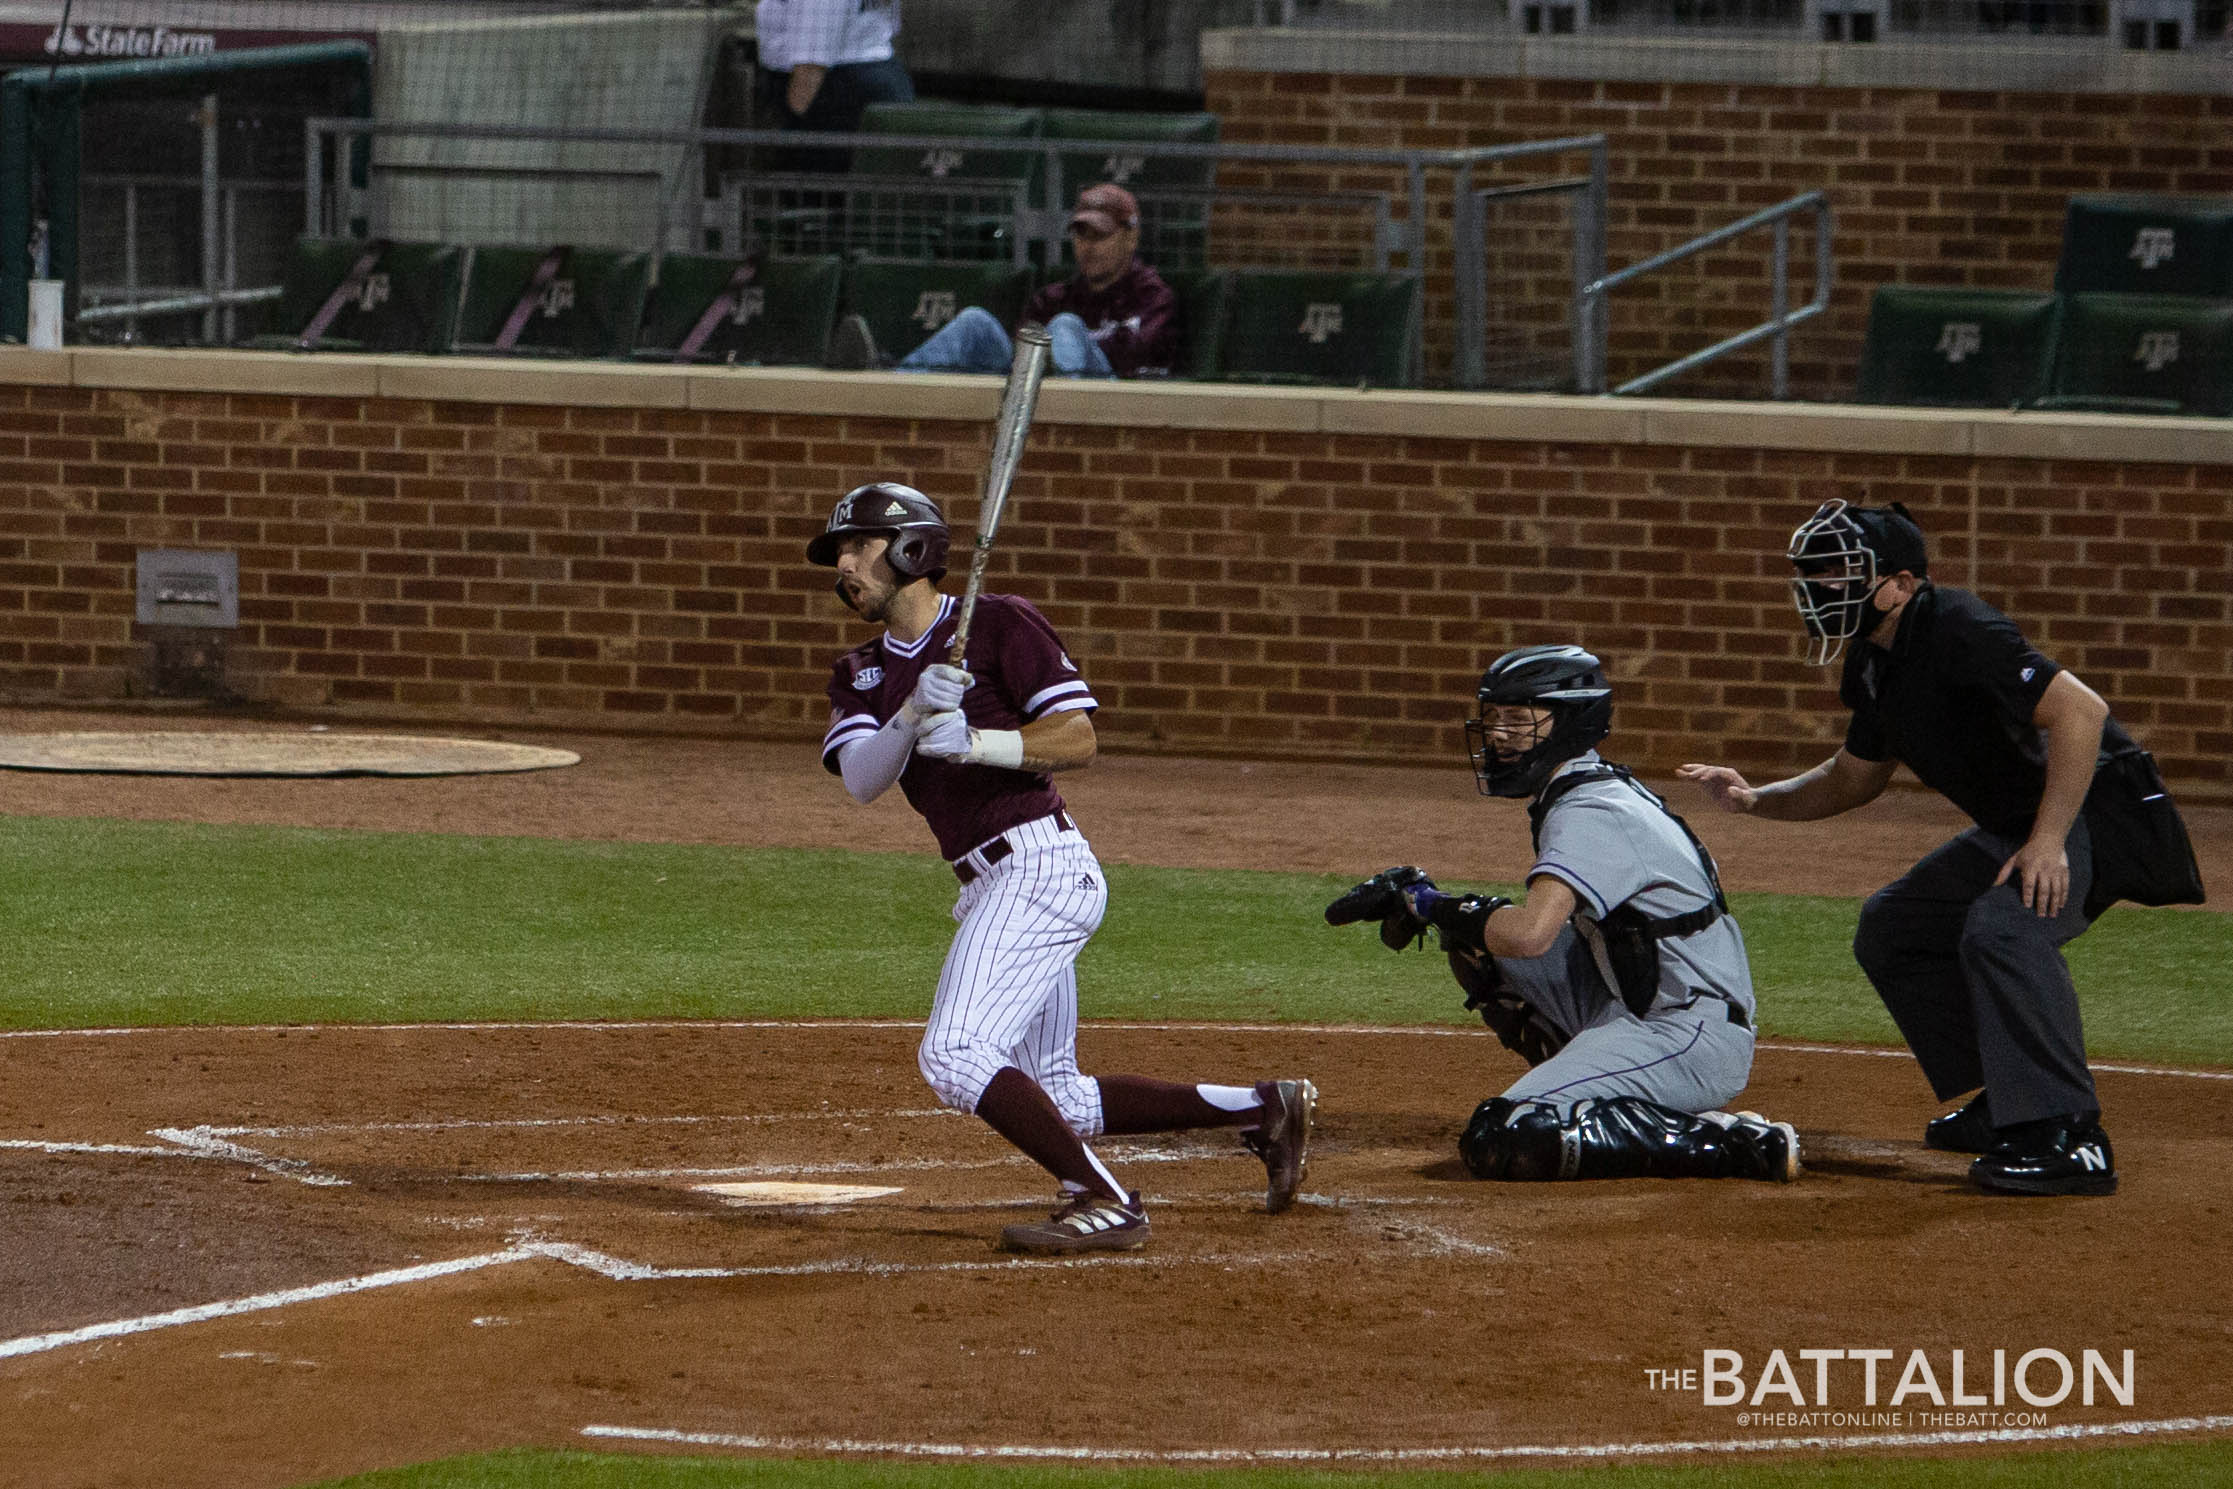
[755,0,914,172]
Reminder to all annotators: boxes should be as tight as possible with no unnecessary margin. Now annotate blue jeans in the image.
[898,308,1114,377]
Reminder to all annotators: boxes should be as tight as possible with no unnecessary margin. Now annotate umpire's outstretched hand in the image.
[1676,763,1756,813]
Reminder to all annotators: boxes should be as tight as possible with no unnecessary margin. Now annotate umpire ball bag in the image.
[2081,744,2206,921]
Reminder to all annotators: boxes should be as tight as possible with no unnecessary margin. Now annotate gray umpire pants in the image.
[1492,928,1756,1117]
[1851,819,2099,1127]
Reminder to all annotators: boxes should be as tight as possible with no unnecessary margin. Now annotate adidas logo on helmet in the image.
[806,481,952,581]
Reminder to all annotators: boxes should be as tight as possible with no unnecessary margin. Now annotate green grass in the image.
[1,815,2228,1064]
[316,1442,2233,1489]
[7,812,2230,1489]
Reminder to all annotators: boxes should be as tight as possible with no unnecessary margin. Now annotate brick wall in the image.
[3,352,2228,798]
[1203,65,2233,398]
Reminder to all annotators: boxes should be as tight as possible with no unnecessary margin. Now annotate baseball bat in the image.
[948,321,1052,667]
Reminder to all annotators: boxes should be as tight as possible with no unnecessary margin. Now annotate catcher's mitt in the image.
[1325,865,1437,950]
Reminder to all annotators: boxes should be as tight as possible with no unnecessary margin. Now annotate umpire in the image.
[1681,499,2119,1196]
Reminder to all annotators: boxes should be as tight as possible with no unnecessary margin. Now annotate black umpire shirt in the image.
[1838,583,2074,839]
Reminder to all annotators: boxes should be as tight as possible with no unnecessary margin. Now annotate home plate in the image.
[693,1181,904,1207]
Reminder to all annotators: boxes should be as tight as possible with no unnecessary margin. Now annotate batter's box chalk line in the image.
[580,1415,2233,1466]
[0,1231,1360,1364]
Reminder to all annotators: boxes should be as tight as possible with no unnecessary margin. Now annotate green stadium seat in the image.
[2036,292,2233,417]
[1042,109,1219,269]
[635,253,844,366]
[1218,271,1420,388]
[249,237,464,354]
[1042,108,1219,193]
[842,259,1037,366]
[2056,194,2233,298]
[853,101,1044,187]
[451,245,652,358]
[1853,286,2061,408]
[832,102,1046,261]
[1163,269,1232,381]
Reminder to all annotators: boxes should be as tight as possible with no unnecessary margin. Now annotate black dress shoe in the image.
[1925,1091,1995,1153]
[1970,1116,2117,1196]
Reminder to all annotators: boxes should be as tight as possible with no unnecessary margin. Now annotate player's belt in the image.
[954,808,1074,885]
[1680,989,1751,1031]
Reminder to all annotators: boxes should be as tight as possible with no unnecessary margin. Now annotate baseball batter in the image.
[1327,645,1799,1183]
[810,481,1316,1253]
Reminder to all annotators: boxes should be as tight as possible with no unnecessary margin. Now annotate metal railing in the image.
[1452,136,1609,391]
[306,117,1459,383]
[1583,190,1834,397]
[1245,0,2225,45]
[79,172,298,343]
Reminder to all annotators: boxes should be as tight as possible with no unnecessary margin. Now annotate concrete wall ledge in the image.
[1200,27,2233,95]
[4,346,2230,464]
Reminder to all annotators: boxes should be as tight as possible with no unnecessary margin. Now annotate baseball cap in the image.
[1068,183,1140,237]
[1849,502,1930,577]
[1789,498,1929,579]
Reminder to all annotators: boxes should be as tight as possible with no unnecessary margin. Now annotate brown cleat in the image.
[997,1190,1150,1255]
[1243,1078,1317,1213]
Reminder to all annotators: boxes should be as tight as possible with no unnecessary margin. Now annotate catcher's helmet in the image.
[806,482,950,581]
[1465,644,1613,799]
[1786,498,1929,666]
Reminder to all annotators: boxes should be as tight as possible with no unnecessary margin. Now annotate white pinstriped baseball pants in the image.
[918,813,1110,1135]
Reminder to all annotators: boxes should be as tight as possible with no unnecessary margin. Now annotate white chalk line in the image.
[0,1235,1317,1364]
[148,1126,349,1187]
[462,1140,1251,1186]
[208,1108,956,1140]
[580,1415,2233,1465]
[0,1248,534,1362]
[1768,1042,2233,1082]
[0,1017,1470,1041]
[0,1115,1252,1189]
[2,1017,2222,1082]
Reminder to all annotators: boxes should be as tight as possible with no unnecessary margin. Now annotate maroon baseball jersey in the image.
[821,592,1098,859]
[1024,259,1178,378]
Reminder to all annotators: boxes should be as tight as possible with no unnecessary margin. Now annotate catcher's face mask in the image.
[1787,499,1888,668]
[1465,645,1613,799]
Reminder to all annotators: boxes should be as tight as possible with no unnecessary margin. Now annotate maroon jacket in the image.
[1025,259,1179,378]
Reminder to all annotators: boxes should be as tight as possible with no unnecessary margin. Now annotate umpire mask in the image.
[1465,644,1614,799]
[1786,499,1929,667]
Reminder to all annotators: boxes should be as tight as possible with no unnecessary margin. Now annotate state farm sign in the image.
[0,23,375,63]
[45,24,219,59]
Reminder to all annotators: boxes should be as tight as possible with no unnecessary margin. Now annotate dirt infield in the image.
[4,708,2232,1488]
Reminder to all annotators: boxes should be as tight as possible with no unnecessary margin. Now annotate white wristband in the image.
[969,729,1024,770]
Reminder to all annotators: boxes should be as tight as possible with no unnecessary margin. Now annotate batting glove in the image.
[905,664,972,724]
[914,710,972,760]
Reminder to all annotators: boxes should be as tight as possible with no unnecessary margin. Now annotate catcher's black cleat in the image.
[1243,1078,1317,1213]
[1925,1091,1995,1154]
[1729,1110,1803,1183]
[998,1189,1150,1254]
[1971,1116,2117,1197]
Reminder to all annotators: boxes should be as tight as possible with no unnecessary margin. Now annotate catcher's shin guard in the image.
[1459,1096,1798,1182]
[1458,1097,1571,1180]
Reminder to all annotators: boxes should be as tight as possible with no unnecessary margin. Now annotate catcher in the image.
[1328,644,1800,1184]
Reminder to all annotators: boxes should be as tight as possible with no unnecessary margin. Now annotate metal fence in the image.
[306,117,1446,380]
[65,112,1841,396]
[1250,0,2225,44]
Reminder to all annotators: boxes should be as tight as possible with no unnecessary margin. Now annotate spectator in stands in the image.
[755,0,915,173]
[832,184,1180,379]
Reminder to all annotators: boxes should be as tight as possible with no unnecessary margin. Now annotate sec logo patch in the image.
[853,666,884,690]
